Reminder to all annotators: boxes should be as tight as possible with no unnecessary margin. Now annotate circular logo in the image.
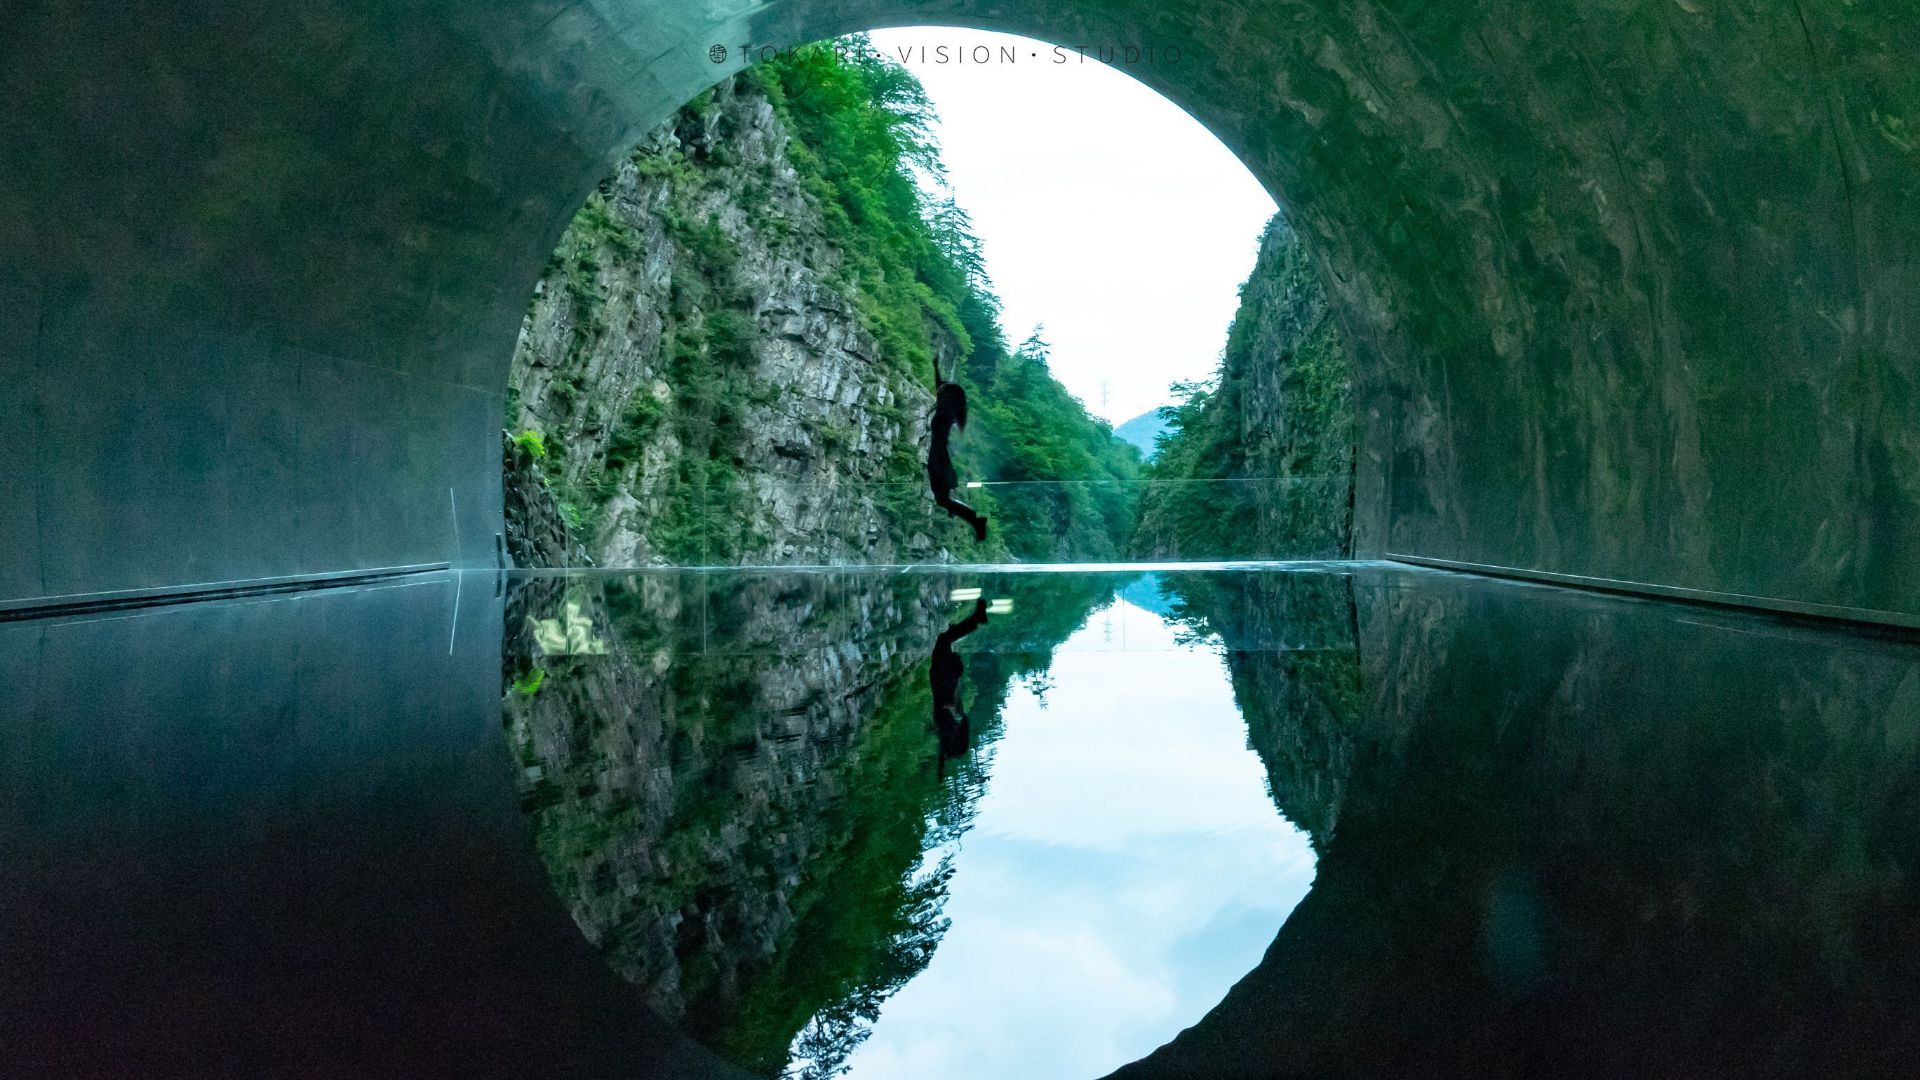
[707,43,728,64]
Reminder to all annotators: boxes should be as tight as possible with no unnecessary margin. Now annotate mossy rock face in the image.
[504,49,1138,568]
[1136,214,1357,560]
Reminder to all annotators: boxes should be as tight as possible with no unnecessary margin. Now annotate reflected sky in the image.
[839,594,1317,1078]
[16,565,1920,1078]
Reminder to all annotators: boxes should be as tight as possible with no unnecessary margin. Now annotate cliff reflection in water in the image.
[500,570,1149,1076]
[1123,567,1920,1079]
[498,564,1920,1080]
[10,566,1920,1077]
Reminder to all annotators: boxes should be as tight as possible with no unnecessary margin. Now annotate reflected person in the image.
[928,363,989,543]
[931,596,990,775]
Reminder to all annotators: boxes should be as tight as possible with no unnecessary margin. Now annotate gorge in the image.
[502,40,1355,571]
[11,4,1920,1077]
[503,44,1143,569]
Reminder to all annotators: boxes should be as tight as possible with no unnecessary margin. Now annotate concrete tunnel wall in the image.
[2,0,1916,619]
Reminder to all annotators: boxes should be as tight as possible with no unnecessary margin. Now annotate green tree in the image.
[756,41,1142,562]
[1133,214,1355,559]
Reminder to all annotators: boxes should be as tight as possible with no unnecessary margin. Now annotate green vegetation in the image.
[1133,215,1356,560]
[697,575,1123,1076]
[511,429,548,460]
[510,667,546,697]
[520,37,1140,563]
[706,669,957,1076]
[516,49,1359,570]
[504,573,1121,1078]
[753,40,1141,561]
[949,325,1142,562]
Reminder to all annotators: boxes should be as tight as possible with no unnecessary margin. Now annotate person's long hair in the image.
[934,380,968,432]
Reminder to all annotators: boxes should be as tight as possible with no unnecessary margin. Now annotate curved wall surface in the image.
[0,574,747,1078]
[2,0,1916,618]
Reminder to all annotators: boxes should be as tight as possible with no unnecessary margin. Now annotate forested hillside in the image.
[1132,214,1356,560]
[505,39,1138,567]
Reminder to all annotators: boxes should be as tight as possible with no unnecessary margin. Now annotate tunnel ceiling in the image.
[2,0,1917,620]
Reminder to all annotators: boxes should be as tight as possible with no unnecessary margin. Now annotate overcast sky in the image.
[836,588,1315,1078]
[866,27,1279,425]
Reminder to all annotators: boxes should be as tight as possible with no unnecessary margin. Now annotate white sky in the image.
[867,27,1279,425]
[836,590,1316,1079]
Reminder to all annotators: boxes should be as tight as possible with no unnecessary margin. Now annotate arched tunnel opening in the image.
[4,2,1920,1078]
[495,30,1353,1076]
[498,30,1351,574]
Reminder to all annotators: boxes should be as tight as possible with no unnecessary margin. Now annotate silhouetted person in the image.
[931,595,989,775]
[928,363,988,543]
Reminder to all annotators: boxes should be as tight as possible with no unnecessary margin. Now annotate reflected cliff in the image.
[500,571,1137,1076]
[11,565,1915,1078]
[501,565,1920,1078]
[1122,567,1920,1079]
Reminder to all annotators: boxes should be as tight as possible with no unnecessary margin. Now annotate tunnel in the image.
[7,2,1920,1077]
[4,0,1916,622]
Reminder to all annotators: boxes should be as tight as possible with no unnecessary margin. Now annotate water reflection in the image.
[501,571,1142,1076]
[1121,568,1920,1079]
[839,589,1316,1078]
[7,565,1920,1078]
[506,565,1920,1078]
[930,596,990,776]
[505,571,1318,1078]
[0,576,721,1080]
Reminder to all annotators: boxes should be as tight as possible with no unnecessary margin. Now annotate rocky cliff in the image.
[500,571,1119,1075]
[1158,570,1362,848]
[502,432,584,567]
[505,73,953,568]
[502,572,955,1073]
[1134,214,1356,559]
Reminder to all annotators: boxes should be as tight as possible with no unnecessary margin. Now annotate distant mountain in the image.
[1114,408,1172,459]
[1117,573,1179,617]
